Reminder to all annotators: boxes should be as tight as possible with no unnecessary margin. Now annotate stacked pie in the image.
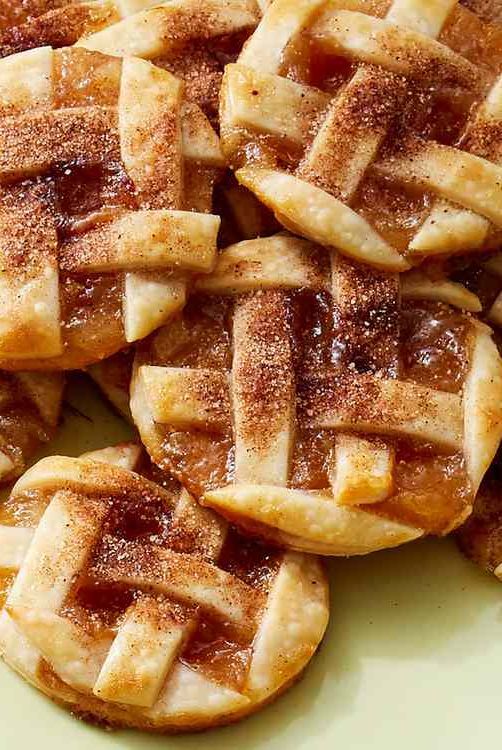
[0,0,501,734]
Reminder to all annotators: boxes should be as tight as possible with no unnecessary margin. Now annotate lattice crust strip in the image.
[0,46,222,368]
[0,446,328,730]
[221,0,502,267]
[0,1,159,58]
[77,0,260,58]
[87,348,134,421]
[131,233,502,556]
[408,75,502,255]
[0,0,259,69]
[72,0,261,123]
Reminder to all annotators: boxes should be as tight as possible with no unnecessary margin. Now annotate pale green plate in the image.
[1,374,500,749]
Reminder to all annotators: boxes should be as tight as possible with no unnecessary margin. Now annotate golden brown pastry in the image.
[0,46,222,370]
[131,234,502,555]
[0,444,329,731]
[220,0,502,269]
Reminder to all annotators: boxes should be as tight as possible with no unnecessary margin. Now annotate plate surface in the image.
[0,375,500,750]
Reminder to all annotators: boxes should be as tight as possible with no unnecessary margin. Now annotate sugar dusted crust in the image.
[0,447,329,731]
[0,0,260,126]
[0,1,119,58]
[220,0,502,267]
[131,234,502,555]
[0,46,221,370]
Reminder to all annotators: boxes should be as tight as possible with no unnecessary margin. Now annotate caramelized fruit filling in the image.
[51,51,137,231]
[301,42,355,94]
[54,161,136,234]
[60,275,125,365]
[0,373,51,472]
[451,259,502,312]
[142,293,473,532]
[181,615,252,690]
[71,506,278,688]
[238,7,502,250]
[353,175,432,254]
[54,48,121,108]
[2,49,148,366]
[182,532,280,689]
[400,300,469,392]
[375,447,470,533]
[0,473,281,689]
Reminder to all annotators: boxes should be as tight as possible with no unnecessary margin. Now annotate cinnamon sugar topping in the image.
[0,46,220,369]
[0,452,330,731]
[132,233,496,546]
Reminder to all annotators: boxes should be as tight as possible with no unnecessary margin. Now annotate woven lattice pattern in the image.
[76,0,260,121]
[0,0,261,123]
[0,45,222,370]
[131,233,502,555]
[0,446,328,730]
[220,0,502,270]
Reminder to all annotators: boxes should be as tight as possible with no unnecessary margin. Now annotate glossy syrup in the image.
[4,48,141,367]
[47,479,278,687]
[147,292,474,532]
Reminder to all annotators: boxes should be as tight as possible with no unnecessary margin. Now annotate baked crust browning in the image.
[0,46,222,370]
[130,233,502,555]
[76,0,261,122]
[0,445,329,731]
[0,1,115,57]
[0,1,165,58]
[220,0,502,267]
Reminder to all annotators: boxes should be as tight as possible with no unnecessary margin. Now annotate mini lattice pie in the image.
[131,233,502,555]
[0,45,222,371]
[0,370,63,482]
[456,474,502,579]
[0,444,328,731]
[221,0,502,270]
[76,0,260,123]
